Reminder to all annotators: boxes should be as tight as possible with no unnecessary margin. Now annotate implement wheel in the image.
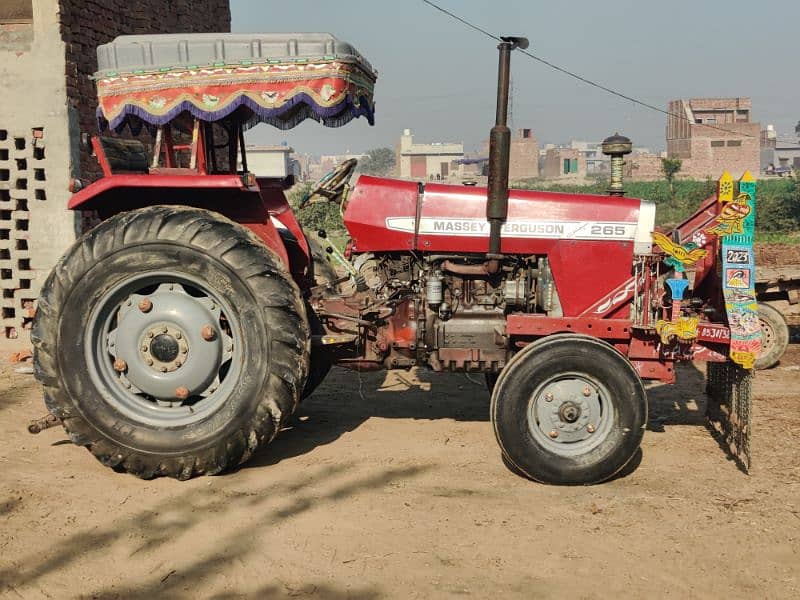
[33,206,309,479]
[491,334,646,484]
[754,302,789,370]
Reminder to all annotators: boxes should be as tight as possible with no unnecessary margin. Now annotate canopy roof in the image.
[94,33,377,131]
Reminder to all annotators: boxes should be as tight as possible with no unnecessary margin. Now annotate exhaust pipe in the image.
[487,36,528,258]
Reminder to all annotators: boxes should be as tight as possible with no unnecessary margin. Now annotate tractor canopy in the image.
[93,33,377,132]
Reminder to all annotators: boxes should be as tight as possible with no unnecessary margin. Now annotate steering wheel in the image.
[301,158,358,207]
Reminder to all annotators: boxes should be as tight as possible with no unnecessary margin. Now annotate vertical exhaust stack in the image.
[487,36,528,258]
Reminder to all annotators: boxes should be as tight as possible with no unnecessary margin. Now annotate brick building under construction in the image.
[0,0,230,348]
[666,97,760,180]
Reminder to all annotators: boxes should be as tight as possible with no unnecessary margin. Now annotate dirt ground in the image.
[754,243,800,268]
[0,342,798,600]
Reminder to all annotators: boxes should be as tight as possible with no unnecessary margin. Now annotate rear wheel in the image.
[491,334,647,484]
[33,206,309,479]
[754,302,789,370]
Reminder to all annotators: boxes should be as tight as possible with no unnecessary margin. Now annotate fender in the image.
[68,173,310,281]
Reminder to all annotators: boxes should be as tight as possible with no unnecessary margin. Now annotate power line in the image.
[421,0,799,146]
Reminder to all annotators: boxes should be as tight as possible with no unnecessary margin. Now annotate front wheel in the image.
[33,206,310,479]
[491,334,647,484]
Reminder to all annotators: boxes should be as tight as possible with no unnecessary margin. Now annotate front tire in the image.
[491,334,647,484]
[33,206,310,479]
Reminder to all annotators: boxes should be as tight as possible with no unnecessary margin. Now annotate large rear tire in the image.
[32,206,309,479]
[754,302,789,370]
[491,334,647,484]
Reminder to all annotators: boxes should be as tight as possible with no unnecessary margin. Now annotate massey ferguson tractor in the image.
[30,33,763,484]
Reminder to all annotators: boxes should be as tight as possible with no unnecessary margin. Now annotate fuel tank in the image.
[343,175,656,317]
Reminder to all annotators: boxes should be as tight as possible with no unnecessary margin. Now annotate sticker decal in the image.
[385,217,637,240]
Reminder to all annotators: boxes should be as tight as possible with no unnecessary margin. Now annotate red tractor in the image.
[32,33,761,484]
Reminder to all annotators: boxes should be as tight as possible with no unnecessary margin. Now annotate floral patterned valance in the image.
[96,59,376,131]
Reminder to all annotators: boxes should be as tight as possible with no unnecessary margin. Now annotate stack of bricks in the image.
[0,128,44,341]
[58,0,231,181]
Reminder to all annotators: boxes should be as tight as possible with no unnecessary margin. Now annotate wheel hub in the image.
[529,375,608,449]
[558,401,581,423]
[140,325,188,373]
[108,283,232,401]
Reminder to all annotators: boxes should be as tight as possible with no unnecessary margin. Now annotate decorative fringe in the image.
[98,93,375,133]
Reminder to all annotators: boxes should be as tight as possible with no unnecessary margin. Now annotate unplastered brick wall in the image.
[58,0,232,181]
[0,128,44,341]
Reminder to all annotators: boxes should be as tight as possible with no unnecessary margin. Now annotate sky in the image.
[232,0,800,156]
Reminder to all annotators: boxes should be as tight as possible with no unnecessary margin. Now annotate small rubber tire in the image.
[754,302,789,370]
[32,206,310,480]
[491,334,647,485]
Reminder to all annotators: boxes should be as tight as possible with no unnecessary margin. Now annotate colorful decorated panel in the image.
[94,33,377,131]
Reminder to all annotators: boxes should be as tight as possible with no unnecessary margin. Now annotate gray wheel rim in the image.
[527,372,614,456]
[85,271,243,427]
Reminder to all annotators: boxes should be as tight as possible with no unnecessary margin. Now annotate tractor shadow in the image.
[243,367,490,471]
[645,360,752,474]
[645,361,708,433]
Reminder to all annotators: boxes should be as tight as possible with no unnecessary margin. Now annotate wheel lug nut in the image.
[175,359,183,368]
[138,298,152,313]
[180,345,188,355]
[161,326,168,334]
[549,430,559,439]
[587,424,596,434]
[201,325,216,341]
[141,345,148,352]
[582,387,592,397]
[113,359,127,372]
[147,331,154,339]
[544,393,554,402]
[145,358,153,366]
[175,386,190,401]
[159,366,167,373]
[175,332,182,339]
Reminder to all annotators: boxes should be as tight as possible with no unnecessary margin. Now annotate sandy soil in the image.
[1,345,799,599]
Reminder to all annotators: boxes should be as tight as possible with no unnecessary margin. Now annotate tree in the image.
[661,157,682,199]
[359,147,396,176]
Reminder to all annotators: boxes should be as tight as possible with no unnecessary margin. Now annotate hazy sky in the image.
[233,0,799,156]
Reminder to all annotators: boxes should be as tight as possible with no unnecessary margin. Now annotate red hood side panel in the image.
[344,176,419,252]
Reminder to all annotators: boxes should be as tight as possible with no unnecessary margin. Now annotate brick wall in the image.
[59,0,231,181]
[509,128,539,180]
[625,153,663,181]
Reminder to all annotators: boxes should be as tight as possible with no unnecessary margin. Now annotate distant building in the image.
[541,147,586,179]
[760,124,800,174]
[625,151,667,181]
[666,97,760,179]
[509,128,539,180]
[397,129,463,181]
[570,139,650,175]
[569,140,607,174]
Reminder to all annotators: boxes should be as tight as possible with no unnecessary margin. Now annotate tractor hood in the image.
[344,176,656,256]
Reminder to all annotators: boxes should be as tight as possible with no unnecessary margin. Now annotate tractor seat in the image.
[97,136,149,173]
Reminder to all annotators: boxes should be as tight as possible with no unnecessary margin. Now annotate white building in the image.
[397,129,464,181]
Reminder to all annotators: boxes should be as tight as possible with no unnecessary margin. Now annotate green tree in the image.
[661,157,682,199]
[359,147,396,176]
